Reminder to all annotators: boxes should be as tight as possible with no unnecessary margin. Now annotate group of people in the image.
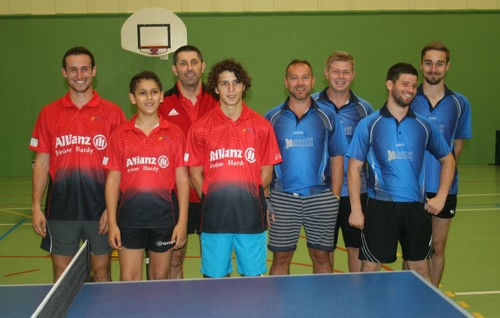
[30,42,471,288]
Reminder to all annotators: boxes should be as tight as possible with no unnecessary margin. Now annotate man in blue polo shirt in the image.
[313,51,374,272]
[410,42,472,287]
[266,59,348,275]
[347,63,455,282]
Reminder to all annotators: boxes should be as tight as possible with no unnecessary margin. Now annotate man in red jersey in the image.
[158,45,217,279]
[185,59,281,278]
[30,47,126,282]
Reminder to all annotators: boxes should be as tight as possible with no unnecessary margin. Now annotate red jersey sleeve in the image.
[29,107,53,153]
[184,125,205,167]
[103,125,124,171]
[258,122,282,166]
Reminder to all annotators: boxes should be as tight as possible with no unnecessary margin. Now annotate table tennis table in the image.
[0,271,471,317]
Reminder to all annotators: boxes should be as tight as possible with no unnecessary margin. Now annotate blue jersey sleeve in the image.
[346,114,374,162]
[454,93,472,140]
[426,120,452,160]
[328,110,349,157]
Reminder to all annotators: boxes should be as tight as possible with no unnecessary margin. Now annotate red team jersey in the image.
[158,83,218,203]
[103,115,186,229]
[29,91,126,220]
[185,103,282,234]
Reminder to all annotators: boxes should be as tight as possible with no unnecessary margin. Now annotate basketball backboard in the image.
[121,7,187,59]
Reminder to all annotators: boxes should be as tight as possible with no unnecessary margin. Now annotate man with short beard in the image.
[266,60,347,275]
[347,63,455,283]
[410,42,472,287]
[30,47,126,282]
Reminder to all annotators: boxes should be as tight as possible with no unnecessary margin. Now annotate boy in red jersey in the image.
[185,59,281,278]
[104,71,189,281]
[158,45,217,279]
[30,47,126,282]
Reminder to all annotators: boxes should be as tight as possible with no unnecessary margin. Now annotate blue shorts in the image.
[201,232,267,278]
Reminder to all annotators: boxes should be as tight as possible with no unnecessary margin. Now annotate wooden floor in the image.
[1,164,499,317]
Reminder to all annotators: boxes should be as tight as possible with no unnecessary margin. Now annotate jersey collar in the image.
[417,84,454,97]
[281,96,319,111]
[380,103,417,118]
[125,114,171,131]
[318,88,359,109]
[214,102,251,123]
[61,90,100,108]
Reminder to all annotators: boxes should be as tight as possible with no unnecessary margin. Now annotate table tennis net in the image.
[32,240,91,318]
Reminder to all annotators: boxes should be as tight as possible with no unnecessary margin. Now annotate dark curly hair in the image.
[206,59,252,100]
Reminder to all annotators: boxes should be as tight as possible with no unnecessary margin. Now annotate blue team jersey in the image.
[411,85,472,194]
[265,97,348,196]
[313,89,374,196]
[347,105,451,203]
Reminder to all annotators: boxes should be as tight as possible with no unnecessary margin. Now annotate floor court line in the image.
[0,223,31,226]
[0,219,25,240]
[455,291,500,296]
[0,207,32,210]
[457,208,500,212]
[0,208,32,218]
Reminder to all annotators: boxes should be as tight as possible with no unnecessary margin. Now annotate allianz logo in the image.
[55,134,107,150]
[209,148,256,164]
[126,155,169,168]
[210,148,242,161]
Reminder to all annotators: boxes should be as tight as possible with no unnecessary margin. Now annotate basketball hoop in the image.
[139,46,169,56]
[121,8,187,59]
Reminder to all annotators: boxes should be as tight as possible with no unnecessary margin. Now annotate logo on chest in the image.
[209,147,256,168]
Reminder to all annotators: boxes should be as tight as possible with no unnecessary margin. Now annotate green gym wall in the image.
[0,11,498,177]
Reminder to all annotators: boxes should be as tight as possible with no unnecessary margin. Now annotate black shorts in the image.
[187,202,202,234]
[360,198,433,263]
[120,227,175,253]
[334,193,367,249]
[426,193,457,219]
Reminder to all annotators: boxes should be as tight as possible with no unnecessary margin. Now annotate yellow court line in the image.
[457,301,470,308]
[445,291,455,297]
[0,208,32,218]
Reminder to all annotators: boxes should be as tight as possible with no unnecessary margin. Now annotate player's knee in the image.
[361,261,380,272]
[415,266,430,280]
[91,267,111,282]
[309,249,330,263]
[170,255,183,269]
[91,259,111,281]
[272,252,293,264]
[149,269,169,280]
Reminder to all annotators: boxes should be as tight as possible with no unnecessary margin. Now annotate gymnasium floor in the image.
[1,164,499,317]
